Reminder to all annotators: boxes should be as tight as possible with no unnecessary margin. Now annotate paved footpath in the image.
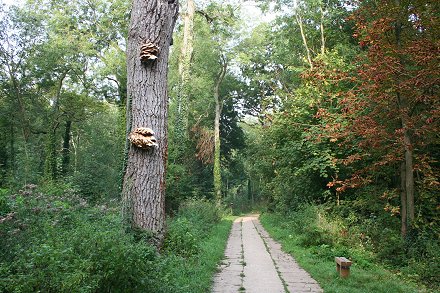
[212,215,323,293]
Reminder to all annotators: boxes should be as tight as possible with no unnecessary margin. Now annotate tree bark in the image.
[175,0,195,159]
[394,0,414,229]
[295,13,313,69]
[214,57,227,204]
[400,161,407,237]
[61,120,72,176]
[293,0,313,69]
[123,0,178,246]
[319,4,325,55]
[404,130,414,222]
[45,70,68,181]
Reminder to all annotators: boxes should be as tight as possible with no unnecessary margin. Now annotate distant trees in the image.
[329,0,440,236]
[166,1,245,209]
[239,0,437,254]
[0,0,129,198]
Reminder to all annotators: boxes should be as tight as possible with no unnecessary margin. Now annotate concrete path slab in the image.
[212,215,323,293]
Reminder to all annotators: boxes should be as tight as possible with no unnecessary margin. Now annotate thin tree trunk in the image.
[123,0,178,247]
[400,161,407,237]
[45,70,68,181]
[320,4,325,55]
[214,57,227,204]
[61,120,72,176]
[394,0,414,227]
[295,12,313,69]
[404,131,414,222]
[175,0,195,159]
[10,123,15,178]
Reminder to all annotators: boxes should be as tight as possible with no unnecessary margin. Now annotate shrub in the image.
[0,184,160,293]
[162,198,221,257]
[163,217,201,258]
[177,197,221,230]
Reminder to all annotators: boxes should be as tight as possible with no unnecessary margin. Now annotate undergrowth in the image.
[0,185,231,293]
[260,205,438,293]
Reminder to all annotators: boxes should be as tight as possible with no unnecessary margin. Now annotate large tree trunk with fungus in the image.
[122,0,178,247]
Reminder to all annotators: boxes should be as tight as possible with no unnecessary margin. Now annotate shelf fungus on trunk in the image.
[129,127,158,149]
[140,42,160,63]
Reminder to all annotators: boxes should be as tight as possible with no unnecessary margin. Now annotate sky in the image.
[2,0,20,6]
[241,0,276,28]
[1,0,275,23]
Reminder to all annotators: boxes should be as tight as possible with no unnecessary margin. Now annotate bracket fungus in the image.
[140,42,160,63]
[129,127,158,149]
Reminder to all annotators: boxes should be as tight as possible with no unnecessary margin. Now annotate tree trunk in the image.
[404,130,414,222]
[176,0,195,143]
[394,0,414,229]
[296,13,313,69]
[46,130,58,181]
[10,123,16,179]
[400,161,407,237]
[178,0,195,128]
[319,4,325,55]
[61,120,72,176]
[45,70,69,181]
[122,0,178,246]
[293,1,313,70]
[213,57,227,204]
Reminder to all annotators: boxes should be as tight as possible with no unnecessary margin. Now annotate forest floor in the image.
[212,215,322,293]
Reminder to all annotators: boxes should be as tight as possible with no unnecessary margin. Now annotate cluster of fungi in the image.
[140,42,160,63]
[129,127,158,149]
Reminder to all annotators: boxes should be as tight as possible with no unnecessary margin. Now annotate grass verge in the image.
[159,217,233,293]
[260,213,429,293]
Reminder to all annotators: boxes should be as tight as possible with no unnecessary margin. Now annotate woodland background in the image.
[0,0,438,292]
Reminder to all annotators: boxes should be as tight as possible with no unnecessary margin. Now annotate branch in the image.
[196,10,214,23]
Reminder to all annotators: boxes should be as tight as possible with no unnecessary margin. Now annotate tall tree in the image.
[175,0,195,155]
[213,55,227,203]
[122,0,178,246]
[323,0,440,237]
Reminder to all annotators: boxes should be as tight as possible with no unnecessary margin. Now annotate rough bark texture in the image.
[214,58,227,203]
[123,0,178,246]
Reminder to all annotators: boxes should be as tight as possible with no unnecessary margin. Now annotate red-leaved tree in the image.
[321,0,439,236]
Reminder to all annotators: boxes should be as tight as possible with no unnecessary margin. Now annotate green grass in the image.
[159,217,234,293]
[260,213,429,293]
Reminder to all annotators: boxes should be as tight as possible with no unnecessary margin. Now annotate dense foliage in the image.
[0,186,227,292]
[241,0,439,288]
[0,0,438,291]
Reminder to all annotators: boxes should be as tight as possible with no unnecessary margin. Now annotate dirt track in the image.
[212,215,323,293]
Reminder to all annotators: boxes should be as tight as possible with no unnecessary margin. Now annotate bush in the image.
[284,205,334,247]
[224,194,253,215]
[163,217,201,258]
[0,183,236,293]
[177,197,221,230]
[0,184,161,293]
